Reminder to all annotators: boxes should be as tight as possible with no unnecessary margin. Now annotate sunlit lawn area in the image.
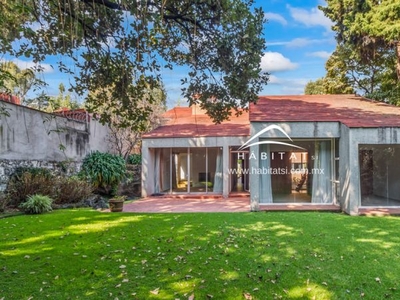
[1,209,400,299]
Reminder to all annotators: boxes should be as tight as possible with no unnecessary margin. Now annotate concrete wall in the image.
[343,126,400,215]
[142,122,400,214]
[0,101,111,190]
[141,136,247,198]
[338,124,357,215]
[0,101,110,161]
[251,122,341,139]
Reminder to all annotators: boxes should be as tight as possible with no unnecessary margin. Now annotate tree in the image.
[92,82,166,160]
[0,61,37,101]
[46,83,80,112]
[319,1,400,103]
[106,86,167,160]
[1,0,269,129]
[320,0,400,79]
[304,78,326,95]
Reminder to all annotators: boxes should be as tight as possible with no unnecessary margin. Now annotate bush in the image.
[79,151,126,195]
[20,194,53,214]
[128,154,142,165]
[53,176,93,205]
[5,168,94,208]
[6,170,55,207]
[0,192,9,213]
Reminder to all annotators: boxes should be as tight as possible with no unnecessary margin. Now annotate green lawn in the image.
[1,210,399,300]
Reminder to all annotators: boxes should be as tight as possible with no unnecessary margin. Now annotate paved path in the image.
[122,197,250,213]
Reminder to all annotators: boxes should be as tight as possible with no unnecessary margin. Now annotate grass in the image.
[0,210,400,299]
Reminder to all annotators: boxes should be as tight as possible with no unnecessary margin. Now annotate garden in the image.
[1,151,400,299]
[1,210,400,299]
[0,151,142,215]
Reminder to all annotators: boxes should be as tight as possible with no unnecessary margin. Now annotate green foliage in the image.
[53,176,93,205]
[0,61,40,102]
[320,0,400,102]
[128,154,142,165]
[0,191,9,213]
[79,151,126,195]
[19,194,53,214]
[1,0,268,127]
[1,210,400,299]
[6,168,54,207]
[11,167,52,179]
[5,168,93,207]
[45,83,81,112]
[304,78,326,95]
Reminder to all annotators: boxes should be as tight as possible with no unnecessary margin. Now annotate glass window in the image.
[359,145,400,206]
[154,147,223,194]
[259,140,333,204]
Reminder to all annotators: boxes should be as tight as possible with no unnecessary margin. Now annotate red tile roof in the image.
[251,94,400,128]
[144,95,400,139]
[143,106,250,138]
[0,93,21,105]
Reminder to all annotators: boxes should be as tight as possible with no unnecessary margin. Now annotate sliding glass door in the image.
[154,147,223,194]
[259,140,334,204]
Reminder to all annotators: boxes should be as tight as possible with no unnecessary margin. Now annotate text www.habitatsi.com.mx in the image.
[228,167,325,175]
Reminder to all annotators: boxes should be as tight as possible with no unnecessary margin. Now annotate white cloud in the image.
[268,75,281,84]
[286,38,317,48]
[11,58,53,73]
[266,76,309,94]
[267,38,333,48]
[308,51,331,59]
[287,5,333,31]
[264,12,288,26]
[260,52,298,73]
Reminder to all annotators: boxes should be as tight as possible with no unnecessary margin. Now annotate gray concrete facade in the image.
[142,120,400,215]
[339,125,400,215]
[141,136,247,198]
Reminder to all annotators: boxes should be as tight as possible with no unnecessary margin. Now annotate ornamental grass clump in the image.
[19,194,53,214]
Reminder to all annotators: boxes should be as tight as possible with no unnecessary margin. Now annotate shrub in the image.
[128,154,142,165]
[6,170,55,207]
[20,194,53,214]
[0,192,9,213]
[79,151,126,195]
[53,176,93,205]
[5,168,94,208]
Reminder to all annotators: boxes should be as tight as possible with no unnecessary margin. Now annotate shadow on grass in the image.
[0,210,400,299]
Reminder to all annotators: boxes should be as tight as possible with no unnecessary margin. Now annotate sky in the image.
[6,0,336,109]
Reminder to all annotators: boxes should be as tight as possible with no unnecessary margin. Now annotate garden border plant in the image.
[79,151,126,196]
[4,167,94,210]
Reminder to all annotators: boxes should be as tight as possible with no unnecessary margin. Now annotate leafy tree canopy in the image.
[0,0,269,129]
[320,0,400,78]
[318,0,400,103]
[0,61,38,101]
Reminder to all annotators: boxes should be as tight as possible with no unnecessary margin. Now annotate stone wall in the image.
[0,159,82,191]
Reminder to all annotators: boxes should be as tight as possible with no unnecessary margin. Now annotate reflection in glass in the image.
[360,145,400,206]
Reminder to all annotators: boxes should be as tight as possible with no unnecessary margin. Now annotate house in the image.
[141,94,400,215]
